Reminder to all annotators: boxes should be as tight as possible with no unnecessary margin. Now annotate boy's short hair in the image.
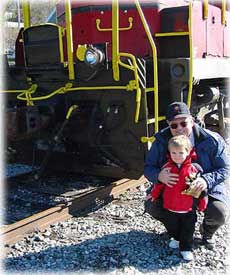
[168,135,192,152]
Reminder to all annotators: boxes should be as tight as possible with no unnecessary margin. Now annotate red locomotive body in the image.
[4,0,230,179]
[57,1,162,59]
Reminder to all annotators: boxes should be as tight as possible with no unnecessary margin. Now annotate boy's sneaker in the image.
[168,238,179,249]
[180,251,194,261]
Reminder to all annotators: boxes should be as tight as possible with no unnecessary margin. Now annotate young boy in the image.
[150,135,207,261]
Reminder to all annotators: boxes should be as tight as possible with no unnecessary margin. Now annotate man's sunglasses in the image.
[169,121,188,129]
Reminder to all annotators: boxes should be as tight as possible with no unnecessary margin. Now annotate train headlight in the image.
[84,46,104,67]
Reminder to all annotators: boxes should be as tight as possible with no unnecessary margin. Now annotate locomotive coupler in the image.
[34,105,78,180]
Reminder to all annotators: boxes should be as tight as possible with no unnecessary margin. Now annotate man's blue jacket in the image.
[144,124,230,207]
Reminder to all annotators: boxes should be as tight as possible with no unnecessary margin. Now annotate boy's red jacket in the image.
[151,149,207,212]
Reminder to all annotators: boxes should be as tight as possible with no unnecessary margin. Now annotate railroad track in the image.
[1,176,146,246]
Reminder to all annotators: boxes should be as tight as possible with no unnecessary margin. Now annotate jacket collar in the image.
[156,123,208,146]
[193,124,209,145]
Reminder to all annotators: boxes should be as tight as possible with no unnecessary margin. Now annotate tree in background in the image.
[3,0,55,53]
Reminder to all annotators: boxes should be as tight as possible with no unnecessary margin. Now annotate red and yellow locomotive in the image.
[4,0,230,179]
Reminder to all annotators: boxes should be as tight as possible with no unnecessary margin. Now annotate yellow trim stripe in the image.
[155,32,189,37]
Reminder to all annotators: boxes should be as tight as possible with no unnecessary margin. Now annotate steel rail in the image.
[1,176,146,246]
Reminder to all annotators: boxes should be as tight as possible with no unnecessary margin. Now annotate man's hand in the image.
[190,177,208,192]
[158,168,179,188]
[145,194,152,201]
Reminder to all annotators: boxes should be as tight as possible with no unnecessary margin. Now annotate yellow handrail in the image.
[153,2,194,108]
[68,85,129,91]
[203,0,209,20]
[147,116,165,125]
[96,17,133,32]
[202,0,226,25]
[65,0,75,80]
[66,105,78,119]
[111,1,141,123]
[22,1,31,29]
[16,84,38,106]
[141,136,155,143]
[186,1,194,108]
[16,83,72,104]
[6,82,140,104]
[222,0,226,25]
[134,0,159,133]
[118,53,141,123]
[58,25,65,63]
[112,0,120,81]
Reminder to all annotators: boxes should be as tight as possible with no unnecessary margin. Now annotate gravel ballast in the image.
[4,182,230,275]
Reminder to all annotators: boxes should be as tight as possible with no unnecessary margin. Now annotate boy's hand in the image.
[181,185,201,198]
[182,176,207,198]
[190,177,207,192]
[186,172,198,184]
